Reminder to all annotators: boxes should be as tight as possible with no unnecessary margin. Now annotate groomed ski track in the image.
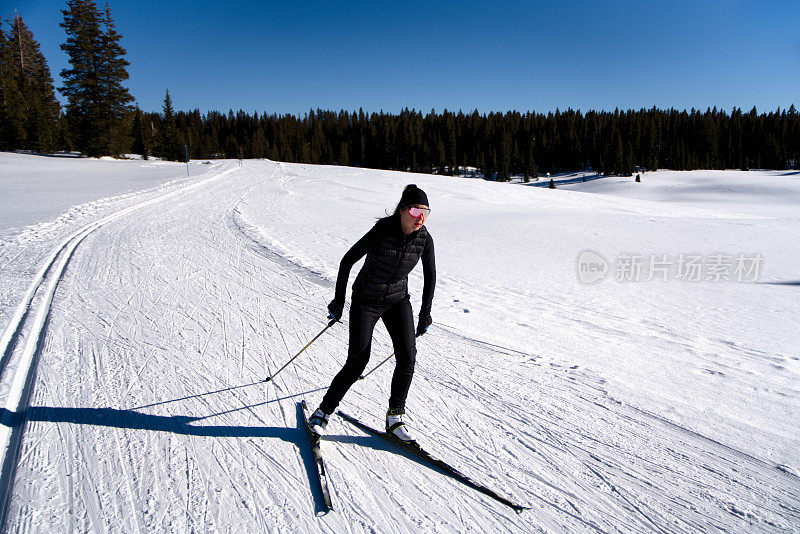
[0,160,798,532]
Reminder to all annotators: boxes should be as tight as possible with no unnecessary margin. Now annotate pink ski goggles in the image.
[407,206,431,218]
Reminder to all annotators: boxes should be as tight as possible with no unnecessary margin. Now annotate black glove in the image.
[327,299,344,321]
[416,314,432,336]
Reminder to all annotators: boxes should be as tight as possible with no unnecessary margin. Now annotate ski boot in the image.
[386,408,415,443]
[308,408,330,435]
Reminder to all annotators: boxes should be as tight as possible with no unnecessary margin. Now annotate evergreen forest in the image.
[1,2,798,178]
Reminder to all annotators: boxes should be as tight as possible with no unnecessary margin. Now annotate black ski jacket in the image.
[334,214,435,317]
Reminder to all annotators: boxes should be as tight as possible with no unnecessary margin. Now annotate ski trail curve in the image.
[0,161,242,529]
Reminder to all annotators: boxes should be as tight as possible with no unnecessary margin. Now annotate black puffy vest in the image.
[353,217,429,305]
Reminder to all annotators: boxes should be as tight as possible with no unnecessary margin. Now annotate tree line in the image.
[139,104,799,178]
[2,2,799,177]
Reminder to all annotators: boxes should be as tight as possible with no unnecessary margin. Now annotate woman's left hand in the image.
[416,315,432,336]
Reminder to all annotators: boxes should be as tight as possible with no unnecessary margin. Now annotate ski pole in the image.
[358,333,421,381]
[358,351,395,381]
[265,318,337,382]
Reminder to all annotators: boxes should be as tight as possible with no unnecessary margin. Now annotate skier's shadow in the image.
[322,432,463,489]
[13,405,331,516]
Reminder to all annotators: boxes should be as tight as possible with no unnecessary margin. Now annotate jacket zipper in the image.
[389,233,412,293]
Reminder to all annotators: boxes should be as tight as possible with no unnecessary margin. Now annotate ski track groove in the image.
[57,419,75,534]
[170,318,216,532]
[92,276,143,534]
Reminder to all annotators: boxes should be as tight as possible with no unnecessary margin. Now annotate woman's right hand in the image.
[327,299,344,321]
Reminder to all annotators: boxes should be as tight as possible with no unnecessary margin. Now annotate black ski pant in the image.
[319,295,416,414]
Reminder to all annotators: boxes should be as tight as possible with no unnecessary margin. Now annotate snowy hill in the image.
[0,153,798,532]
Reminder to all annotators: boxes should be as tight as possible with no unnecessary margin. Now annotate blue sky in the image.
[6,0,800,116]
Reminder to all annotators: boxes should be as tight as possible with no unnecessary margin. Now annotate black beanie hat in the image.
[400,184,429,207]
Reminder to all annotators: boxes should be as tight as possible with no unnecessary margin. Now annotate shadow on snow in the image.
[2,402,332,515]
[2,400,525,516]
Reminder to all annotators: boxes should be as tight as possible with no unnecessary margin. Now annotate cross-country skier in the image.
[308,184,436,442]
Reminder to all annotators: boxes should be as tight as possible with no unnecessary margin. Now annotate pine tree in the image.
[60,0,104,155]
[156,89,184,161]
[0,15,61,152]
[10,15,61,151]
[789,104,799,169]
[60,0,134,156]
[98,3,134,155]
[625,141,635,175]
[499,130,511,181]
[338,141,349,166]
[0,17,26,150]
[612,135,624,175]
[130,106,148,158]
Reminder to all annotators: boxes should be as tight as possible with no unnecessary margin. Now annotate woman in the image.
[308,184,435,442]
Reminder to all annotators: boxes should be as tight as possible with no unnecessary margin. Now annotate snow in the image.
[556,169,800,219]
[0,152,213,237]
[0,153,798,532]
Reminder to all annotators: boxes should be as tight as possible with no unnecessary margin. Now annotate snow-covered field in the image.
[0,152,798,532]
[0,152,214,237]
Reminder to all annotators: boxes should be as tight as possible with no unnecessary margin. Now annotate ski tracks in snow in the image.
[0,159,798,532]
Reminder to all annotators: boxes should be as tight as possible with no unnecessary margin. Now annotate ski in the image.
[337,410,529,514]
[300,400,334,513]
